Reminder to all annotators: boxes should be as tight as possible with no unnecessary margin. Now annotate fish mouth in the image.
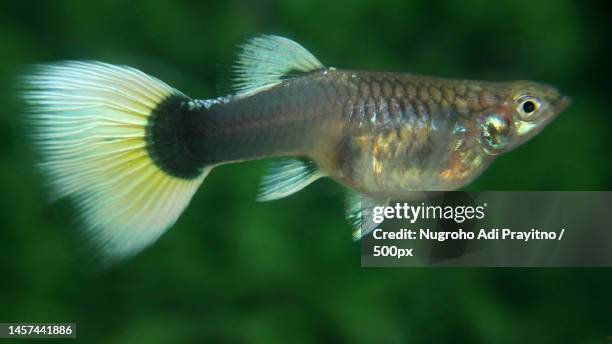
[554,96,571,113]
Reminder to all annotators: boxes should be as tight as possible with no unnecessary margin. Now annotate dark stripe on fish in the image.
[146,94,206,180]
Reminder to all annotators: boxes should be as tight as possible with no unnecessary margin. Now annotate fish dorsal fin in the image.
[257,158,324,202]
[346,193,390,240]
[233,35,324,97]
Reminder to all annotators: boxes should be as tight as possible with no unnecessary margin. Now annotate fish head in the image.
[475,81,570,155]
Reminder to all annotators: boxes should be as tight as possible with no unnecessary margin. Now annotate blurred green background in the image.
[1,0,611,343]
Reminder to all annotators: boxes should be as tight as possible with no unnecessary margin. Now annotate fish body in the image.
[176,69,567,197]
[21,36,569,261]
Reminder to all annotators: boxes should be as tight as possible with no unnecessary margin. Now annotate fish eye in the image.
[479,113,512,154]
[516,96,541,121]
[522,101,535,113]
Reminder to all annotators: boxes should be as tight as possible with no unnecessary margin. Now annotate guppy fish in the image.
[21,35,570,261]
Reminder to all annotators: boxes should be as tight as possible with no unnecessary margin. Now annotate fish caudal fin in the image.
[21,61,209,262]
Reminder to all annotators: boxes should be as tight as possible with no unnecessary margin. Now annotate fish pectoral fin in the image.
[256,158,324,202]
[232,35,324,97]
[346,193,390,240]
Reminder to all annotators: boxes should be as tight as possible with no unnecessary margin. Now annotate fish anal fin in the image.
[257,158,324,202]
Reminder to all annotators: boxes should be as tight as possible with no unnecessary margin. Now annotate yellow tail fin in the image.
[22,61,209,262]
